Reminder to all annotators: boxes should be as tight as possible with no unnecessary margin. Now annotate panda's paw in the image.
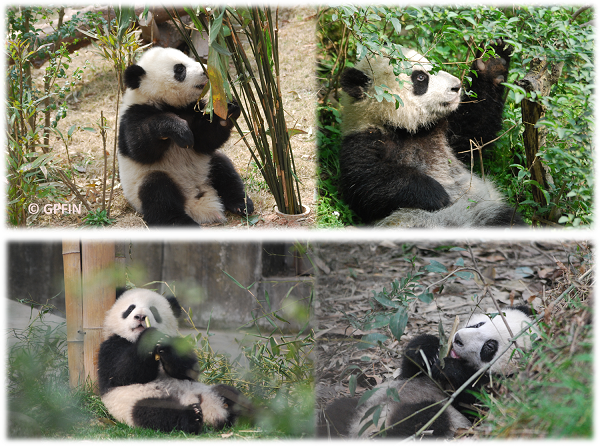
[491,38,514,61]
[198,392,230,430]
[157,337,201,381]
[228,196,254,216]
[227,101,241,121]
[171,127,195,149]
[474,40,512,87]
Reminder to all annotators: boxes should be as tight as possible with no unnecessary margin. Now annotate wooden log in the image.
[29,6,190,68]
[81,241,115,389]
[62,240,84,389]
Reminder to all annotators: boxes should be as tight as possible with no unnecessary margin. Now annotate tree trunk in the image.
[516,58,564,218]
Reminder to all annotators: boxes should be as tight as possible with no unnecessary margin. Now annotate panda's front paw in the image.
[227,101,241,121]
[474,40,512,87]
[156,336,200,381]
[171,127,195,149]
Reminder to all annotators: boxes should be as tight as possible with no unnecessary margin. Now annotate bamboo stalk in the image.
[63,240,84,389]
[81,241,115,388]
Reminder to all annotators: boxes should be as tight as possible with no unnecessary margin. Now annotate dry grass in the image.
[29,7,317,229]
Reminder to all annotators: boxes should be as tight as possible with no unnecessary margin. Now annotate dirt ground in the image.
[312,240,591,409]
[28,7,317,229]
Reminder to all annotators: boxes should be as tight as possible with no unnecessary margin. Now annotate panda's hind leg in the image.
[138,171,198,226]
[209,152,254,216]
[131,396,203,434]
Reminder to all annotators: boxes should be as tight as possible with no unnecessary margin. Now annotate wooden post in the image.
[516,57,564,220]
[81,241,115,388]
[63,241,84,388]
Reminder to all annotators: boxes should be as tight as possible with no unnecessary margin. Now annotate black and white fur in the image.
[316,306,538,438]
[118,47,253,226]
[339,46,523,227]
[98,288,246,433]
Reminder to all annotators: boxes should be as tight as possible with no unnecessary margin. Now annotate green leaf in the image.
[357,388,379,407]
[425,260,447,273]
[357,333,388,350]
[453,271,474,280]
[389,307,408,340]
[371,291,400,308]
[417,291,434,303]
[349,374,357,396]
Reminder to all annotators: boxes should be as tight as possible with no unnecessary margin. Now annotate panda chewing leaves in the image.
[118,47,253,226]
[316,306,539,439]
[339,44,524,227]
[98,288,249,433]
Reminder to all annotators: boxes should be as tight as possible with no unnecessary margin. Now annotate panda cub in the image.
[316,306,538,439]
[98,288,247,433]
[118,47,253,226]
[339,45,524,227]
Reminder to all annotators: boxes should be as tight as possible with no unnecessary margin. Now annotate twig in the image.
[54,168,92,211]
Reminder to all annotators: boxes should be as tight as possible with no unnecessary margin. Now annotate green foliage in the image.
[342,253,473,349]
[317,5,594,227]
[316,104,357,227]
[5,10,86,225]
[82,209,116,227]
[7,300,95,437]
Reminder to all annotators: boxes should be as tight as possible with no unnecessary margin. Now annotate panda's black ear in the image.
[165,296,183,319]
[115,287,128,300]
[340,67,371,99]
[124,64,146,90]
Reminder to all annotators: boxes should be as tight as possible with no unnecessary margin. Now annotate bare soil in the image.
[312,240,591,408]
[28,7,317,229]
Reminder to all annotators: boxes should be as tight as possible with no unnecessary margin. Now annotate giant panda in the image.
[98,288,248,433]
[316,306,539,439]
[338,44,523,227]
[118,47,254,226]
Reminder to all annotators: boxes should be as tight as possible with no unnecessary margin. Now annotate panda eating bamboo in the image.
[316,306,539,438]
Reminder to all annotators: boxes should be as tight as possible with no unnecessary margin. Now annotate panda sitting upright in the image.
[98,288,248,433]
[118,47,253,226]
[338,44,524,227]
[316,306,538,438]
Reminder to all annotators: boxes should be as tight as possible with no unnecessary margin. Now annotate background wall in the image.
[7,241,313,331]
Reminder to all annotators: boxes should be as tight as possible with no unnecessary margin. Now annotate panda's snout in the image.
[133,313,149,328]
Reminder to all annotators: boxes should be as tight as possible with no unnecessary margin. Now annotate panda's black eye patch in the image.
[149,306,162,324]
[174,64,186,82]
[467,321,486,329]
[122,304,136,319]
[411,70,429,96]
[480,339,499,362]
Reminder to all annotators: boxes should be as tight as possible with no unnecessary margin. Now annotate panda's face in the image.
[340,50,462,134]
[449,308,538,374]
[123,47,208,109]
[103,289,181,342]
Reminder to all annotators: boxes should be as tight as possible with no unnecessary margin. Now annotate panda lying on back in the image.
[339,44,524,227]
[118,47,253,226]
[316,306,538,438]
[98,288,248,433]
